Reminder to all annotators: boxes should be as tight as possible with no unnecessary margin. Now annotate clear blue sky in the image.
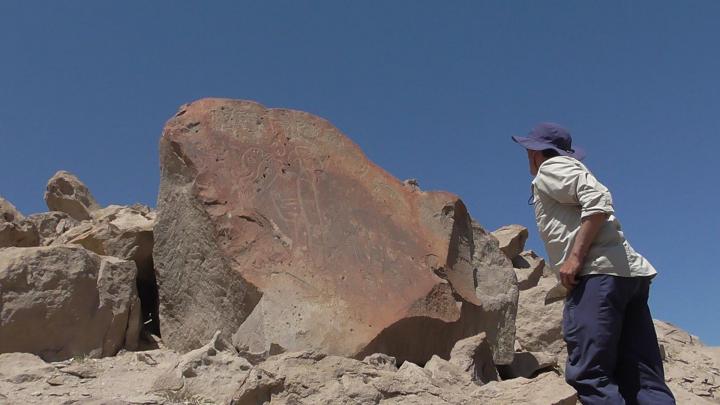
[2,2,718,344]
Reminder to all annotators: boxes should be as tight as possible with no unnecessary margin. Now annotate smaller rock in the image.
[0,196,24,222]
[512,250,545,290]
[515,277,566,358]
[402,178,420,189]
[46,373,74,386]
[448,332,499,384]
[397,361,432,380]
[659,343,667,362]
[424,355,472,388]
[498,351,557,379]
[236,342,286,366]
[474,371,577,405]
[153,331,252,403]
[492,224,529,259]
[232,367,285,405]
[45,171,101,221]
[136,352,158,366]
[60,362,98,379]
[362,353,398,371]
[0,353,56,384]
[0,196,39,248]
[0,218,39,248]
[26,211,79,246]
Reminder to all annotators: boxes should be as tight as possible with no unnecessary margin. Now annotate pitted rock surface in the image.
[154,98,517,365]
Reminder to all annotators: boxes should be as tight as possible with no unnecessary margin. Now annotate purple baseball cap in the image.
[512,122,586,160]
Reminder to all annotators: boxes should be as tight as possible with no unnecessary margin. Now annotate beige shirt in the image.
[531,156,657,278]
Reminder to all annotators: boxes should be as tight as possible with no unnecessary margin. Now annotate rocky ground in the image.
[1,99,718,404]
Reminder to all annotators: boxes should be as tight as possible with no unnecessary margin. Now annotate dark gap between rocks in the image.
[133,231,161,340]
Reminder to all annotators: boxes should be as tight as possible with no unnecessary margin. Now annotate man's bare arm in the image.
[559,213,609,290]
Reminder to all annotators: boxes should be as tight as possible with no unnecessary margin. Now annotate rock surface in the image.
[655,320,720,402]
[25,211,79,246]
[0,195,39,248]
[154,98,518,365]
[152,331,252,403]
[45,170,101,221]
[512,250,545,291]
[448,332,499,384]
[233,349,576,405]
[0,245,141,361]
[0,216,38,248]
[0,331,581,405]
[48,204,159,334]
[2,319,718,405]
[500,351,558,379]
[492,224,529,259]
[0,196,24,222]
[515,276,567,362]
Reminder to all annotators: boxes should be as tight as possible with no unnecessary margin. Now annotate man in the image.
[512,123,675,405]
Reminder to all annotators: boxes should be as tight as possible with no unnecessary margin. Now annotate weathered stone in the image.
[25,211,79,246]
[363,353,398,371]
[448,332,499,384]
[0,246,141,361]
[474,371,577,405]
[44,171,101,221]
[470,220,520,365]
[0,196,24,222]
[654,320,720,401]
[235,342,286,366]
[0,196,39,248]
[424,355,472,388]
[234,350,575,405]
[152,331,252,403]
[515,276,566,358]
[491,224,528,259]
[52,204,159,334]
[155,98,517,365]
[498,351,557,379]
[512,250,545,290]
[0,353,56,384]
[0,217,39,248]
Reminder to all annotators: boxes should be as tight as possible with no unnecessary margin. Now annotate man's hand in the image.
[559,256,582,290]
[562,212,609,291]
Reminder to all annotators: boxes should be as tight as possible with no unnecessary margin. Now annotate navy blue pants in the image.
[563,274,676,405]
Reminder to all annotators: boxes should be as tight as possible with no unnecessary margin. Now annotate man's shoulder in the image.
[533,156,586,185]
[539,156,584,171]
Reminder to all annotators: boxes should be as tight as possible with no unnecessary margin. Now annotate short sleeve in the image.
[533,157,614,218]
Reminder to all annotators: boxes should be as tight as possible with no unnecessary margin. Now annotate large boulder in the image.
[0,246,141,361]
[45,170,101,221]
[491,224,528,259]
[154,98,518,365]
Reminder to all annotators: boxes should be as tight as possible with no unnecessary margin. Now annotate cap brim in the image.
[512,135,586,161]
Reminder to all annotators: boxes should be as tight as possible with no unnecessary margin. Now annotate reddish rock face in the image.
[154,99,517,365]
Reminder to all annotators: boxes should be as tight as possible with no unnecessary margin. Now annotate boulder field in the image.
[0,98,717,404]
